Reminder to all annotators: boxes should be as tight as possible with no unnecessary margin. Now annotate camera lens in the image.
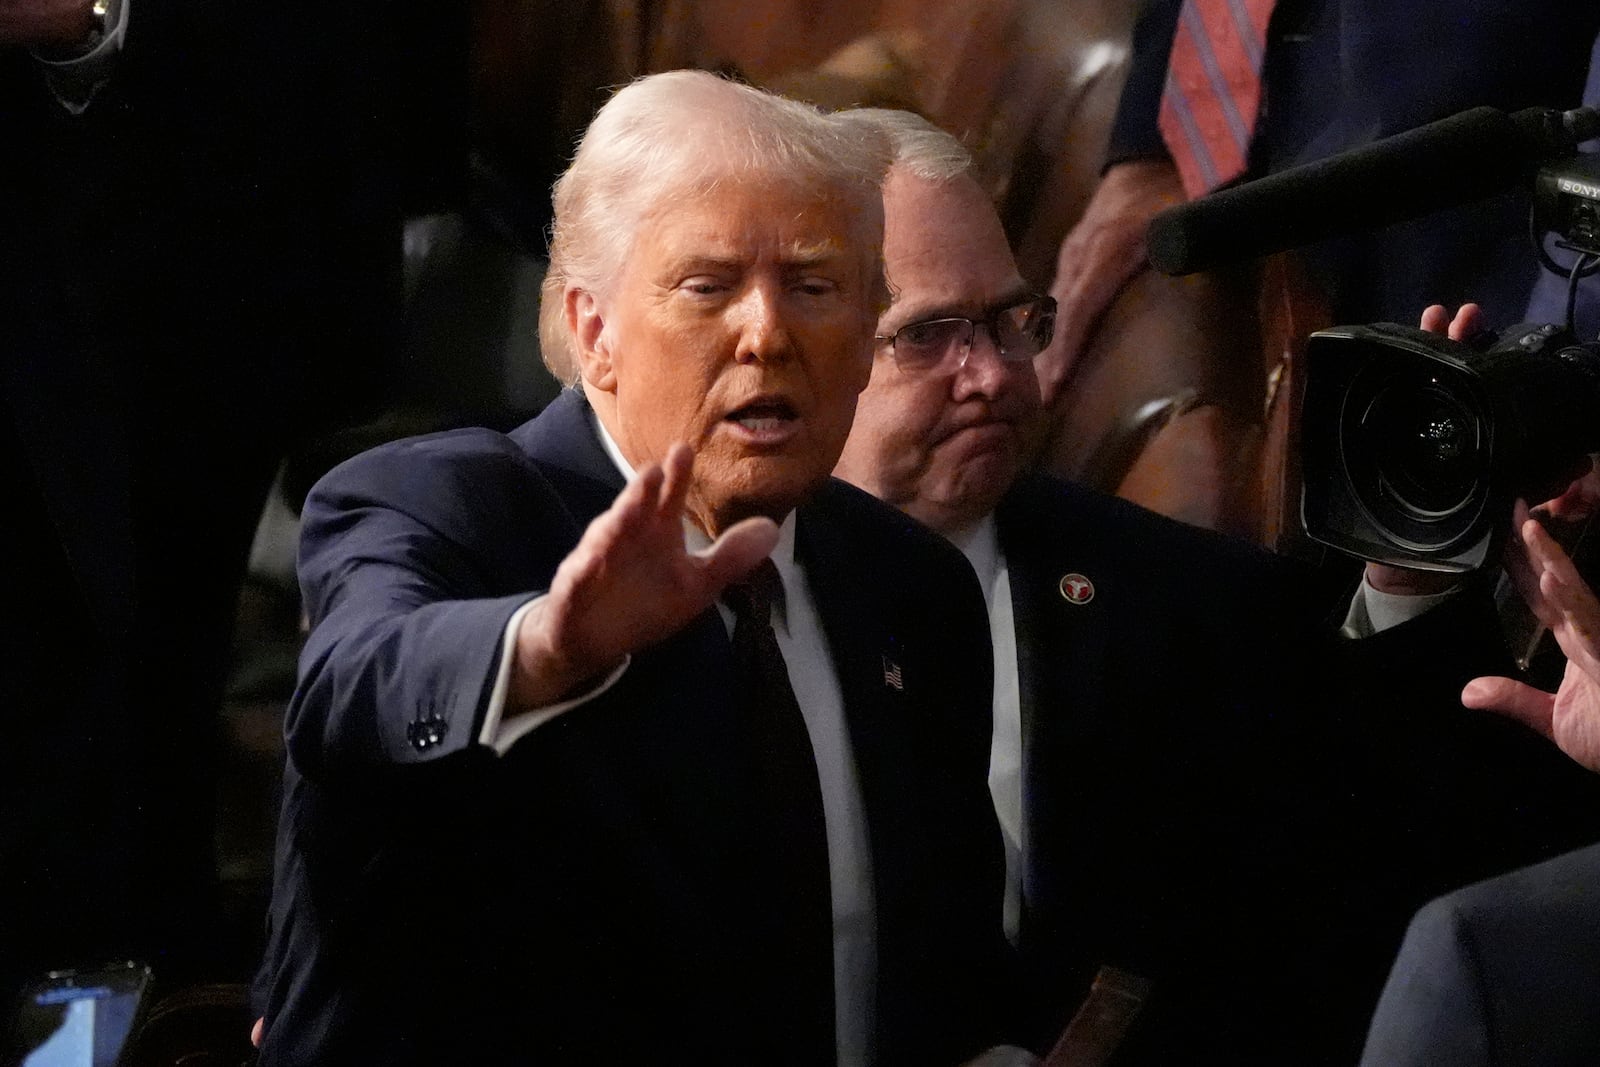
[1362,381,1482,518]
[1306,323,1600,572]
[1337,360,1491,553]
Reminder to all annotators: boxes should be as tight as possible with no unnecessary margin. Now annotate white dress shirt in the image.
[947,517,1025,946]
[1341,575,1464,637]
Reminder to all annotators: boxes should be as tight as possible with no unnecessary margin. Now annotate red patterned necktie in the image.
[1158,0,1277,198]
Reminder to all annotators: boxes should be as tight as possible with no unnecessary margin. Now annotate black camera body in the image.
[1294,106,1600,573]
[1301,321,1600,572]
[1535,152,1600,257]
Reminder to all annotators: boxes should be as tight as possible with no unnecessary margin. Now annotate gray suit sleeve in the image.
[1359,896,1492,1067]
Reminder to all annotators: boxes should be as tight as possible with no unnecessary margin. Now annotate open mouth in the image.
[726,399,798,432]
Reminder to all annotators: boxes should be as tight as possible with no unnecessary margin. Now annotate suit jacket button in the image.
[407,719,442,751]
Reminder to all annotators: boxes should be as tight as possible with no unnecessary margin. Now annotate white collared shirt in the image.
[1341,575,1464,637]
[947,517,1025,946]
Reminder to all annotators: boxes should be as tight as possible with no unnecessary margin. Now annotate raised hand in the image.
[1462,502,1600,773]
[1036,159,1185,407]
[508,443,779,709]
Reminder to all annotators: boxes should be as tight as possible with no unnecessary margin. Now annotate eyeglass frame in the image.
[873,293,1057,374]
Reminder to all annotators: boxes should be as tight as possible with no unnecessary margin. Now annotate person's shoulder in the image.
[801,478,987,639]
[301,413,615,567]
[996,473,1325,634]
[1374,841,1600,1062]
[309,393,610,518]
[1392,841,1600,993]
[309,425,541,514]
[1435,840,1600,933]
[809,475,947,539]
[808,476,973,578]
[1001,472,1290,575]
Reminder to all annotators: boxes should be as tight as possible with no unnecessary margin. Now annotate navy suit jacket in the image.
[1110,0,1600,327]
[1360,840,1600,1066]
[997,475,1329,1061]
[255,390,1012,1065]
[995,474,1600,1064]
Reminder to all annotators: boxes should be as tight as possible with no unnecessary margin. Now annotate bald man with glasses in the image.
[830,109,1334,1063]
[827,107,1600,1065]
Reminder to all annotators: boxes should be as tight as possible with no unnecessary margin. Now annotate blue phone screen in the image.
[16,981,141,1067]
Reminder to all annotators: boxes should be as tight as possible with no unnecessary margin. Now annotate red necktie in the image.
[1158,0,1277,198]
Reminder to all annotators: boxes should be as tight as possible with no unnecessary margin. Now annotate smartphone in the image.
[4,962,152,1067]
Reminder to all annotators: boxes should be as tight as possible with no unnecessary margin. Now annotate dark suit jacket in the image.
[1360,840,1600,1066]
[997,475,1326,1061]
[1109,0,1600,326]
[256,390,1012,1066]
[995,474,1600,1064]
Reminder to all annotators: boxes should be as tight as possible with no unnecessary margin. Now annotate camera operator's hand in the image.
[1463,495,1600,773]
[1417,302,1486,340]
[1362,303,1486,596]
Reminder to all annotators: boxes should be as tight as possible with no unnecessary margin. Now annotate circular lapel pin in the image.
[1059,573,1095,605]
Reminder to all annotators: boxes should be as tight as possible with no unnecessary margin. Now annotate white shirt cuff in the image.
[1340,575,1464,638]
[476,596,630,756]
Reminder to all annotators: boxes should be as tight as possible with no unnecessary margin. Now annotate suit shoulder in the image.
[1440,841,1600,934]
[1002,473,1293,578]
[310,427,540,509]
[810,477,974,581]
[802,480,986,645]
[299,426,593,582]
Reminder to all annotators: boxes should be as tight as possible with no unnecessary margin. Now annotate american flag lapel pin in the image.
[881,654,904,691]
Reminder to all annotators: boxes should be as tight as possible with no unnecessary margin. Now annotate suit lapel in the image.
[1000,478,1119,751]
[508,388,629,527]
[512,386,623,479]
[998,478,1124,934]
[796,484,914,782]
[795,485,935,1039]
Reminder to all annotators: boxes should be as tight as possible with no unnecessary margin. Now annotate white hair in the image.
[833,107,975,183]
[539,70,893,384]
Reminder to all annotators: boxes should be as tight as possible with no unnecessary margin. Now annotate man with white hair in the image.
[832,108,1600,1064]
[833,108,1313,1061]
[254,73,1021,1066]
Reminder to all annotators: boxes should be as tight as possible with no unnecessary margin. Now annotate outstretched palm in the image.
[510,443,779,708]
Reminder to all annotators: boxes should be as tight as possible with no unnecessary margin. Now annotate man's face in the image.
[833,168,1042,534]
[580,174,881,533]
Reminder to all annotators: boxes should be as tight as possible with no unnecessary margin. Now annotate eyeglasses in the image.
[874,294,1056,375]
